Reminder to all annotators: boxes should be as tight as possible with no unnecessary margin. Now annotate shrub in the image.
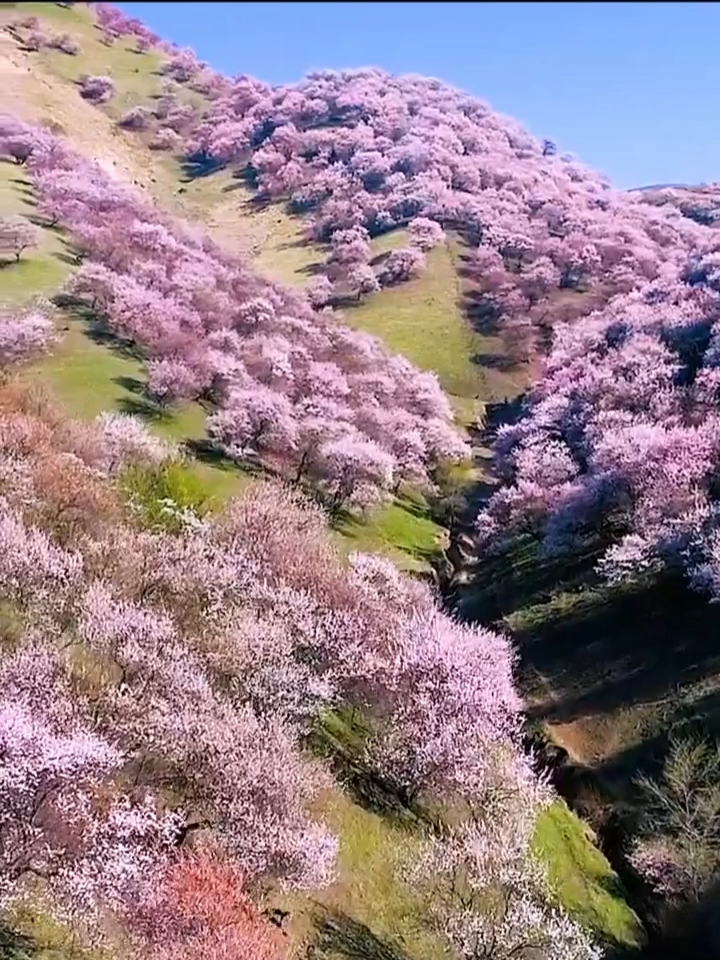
[48,32,80,55]
[79,75,115,104]
[117,106,154,131]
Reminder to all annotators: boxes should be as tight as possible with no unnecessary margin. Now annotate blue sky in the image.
[118,1,720,190]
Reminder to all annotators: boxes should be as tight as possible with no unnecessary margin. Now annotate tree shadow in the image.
[369,250,392,268]
[53,250,81,266]
[117,394,165,422]
[52,296,144,364]
[479,394,527,435]
[240,192,275,213]
[110,375,166,423]
[277,237,310,251]
[178,153,226,182]
[183,438,265,479]
[220,179,248,194]
[297,261,327,277]
[608,878,720,960]
[307,711,425,828]
[0,923,38,958]
[518,574,720,728]
[82,320,143,362]
[471,350,522,374]
[461,288,502,337]
[310,907,414,960]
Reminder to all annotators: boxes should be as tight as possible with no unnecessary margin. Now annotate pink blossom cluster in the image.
[0,307,56,367]
[475,228,720,600]
[0,215,41,262]
[0,398,529,943]
[47,32,81,55]
[0,115,468,509]
[170,63,707,325]
[78,74,115,104]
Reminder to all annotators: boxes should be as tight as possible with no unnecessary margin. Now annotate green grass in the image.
[334,491,444,573]
[533,800,644,949]
[0,164,68,301]
[284,787,449,960]
[13,0,165,115]
[345,233,483,427]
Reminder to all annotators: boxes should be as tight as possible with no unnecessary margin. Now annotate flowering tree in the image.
[149,128,183,152]
[412,788,602,960]
[0,215,41,262]
[307,275,334,308]
[347,262,380,299]
[629,736,720,903]
[93,411,175,475]
[0,308,55,368]
[118,106,154,131]
[378,246,427,286]
[79,75,115,104]
[129,851,286,960]
[407,216,446,251]
[47,33,81,55]
[0,640,181,932]
[23,30,47,52]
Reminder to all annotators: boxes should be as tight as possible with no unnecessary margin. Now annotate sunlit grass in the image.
[533,800,644,949]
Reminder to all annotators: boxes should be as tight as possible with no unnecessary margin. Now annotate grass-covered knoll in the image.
[334,490,445,574]
[348,232,483,427]
[533,800,643,950]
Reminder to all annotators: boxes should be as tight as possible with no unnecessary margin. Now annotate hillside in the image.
[1,2,717,960]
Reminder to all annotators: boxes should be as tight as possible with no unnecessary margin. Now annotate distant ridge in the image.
[630,182,695,192]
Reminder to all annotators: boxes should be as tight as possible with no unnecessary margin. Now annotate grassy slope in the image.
[0,4,641,956]
[534,801,643,949]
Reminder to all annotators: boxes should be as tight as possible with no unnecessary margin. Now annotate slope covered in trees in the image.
[2,1,717,958]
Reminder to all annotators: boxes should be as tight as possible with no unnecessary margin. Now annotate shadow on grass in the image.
[110,376,169,423]
[310,908,414,960]
[178,153,227,182]
[183,437,265,479]
[308,711,425,828]
[471,350,524,374]
[52,295,145,364]
[518,573,720,728]
[607,877,720,960]
[53,250,82,266]
[0,923,37,958]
